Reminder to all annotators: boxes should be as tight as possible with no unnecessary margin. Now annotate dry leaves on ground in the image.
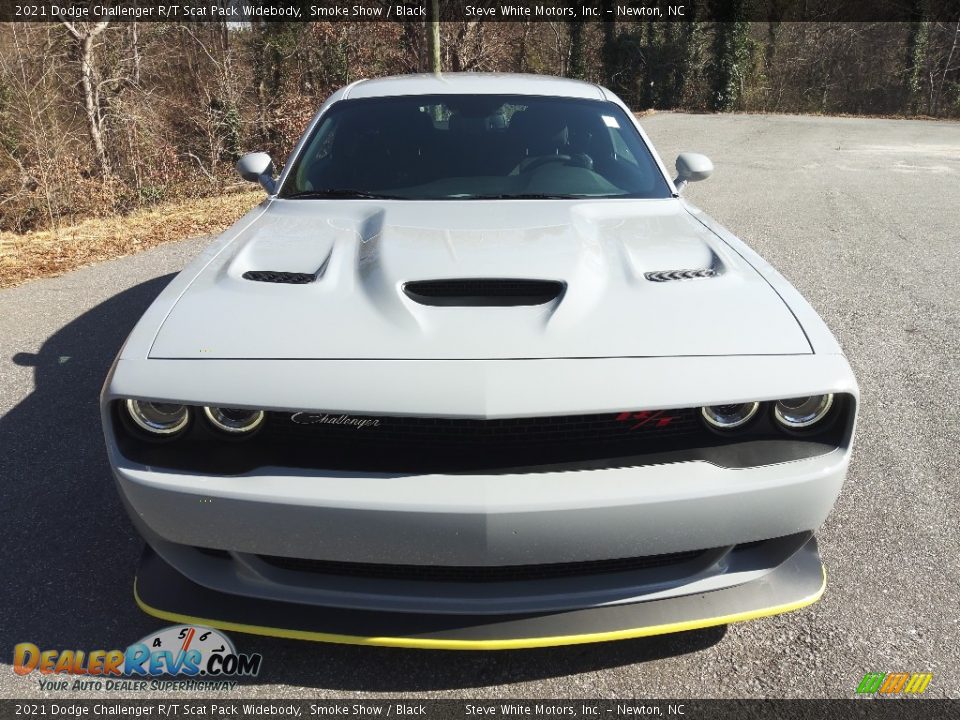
[0,190,263,289]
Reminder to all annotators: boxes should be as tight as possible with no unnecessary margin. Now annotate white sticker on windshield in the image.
[602,115,620,128]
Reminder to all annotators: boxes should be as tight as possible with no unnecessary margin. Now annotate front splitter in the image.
[133,538,826,650]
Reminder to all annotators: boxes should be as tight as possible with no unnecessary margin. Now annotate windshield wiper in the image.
[454,193,594,200]
[283,189,403,200]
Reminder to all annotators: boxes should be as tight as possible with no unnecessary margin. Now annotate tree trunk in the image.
[130,21,141,86]
[62,21,111,177]
[676,18,703,108]
[517,20,530,72]
[427,0,441,74]
[601,0,617,90]
[568,22,585,79]
[711,10,750,111]
[80,35,109,176]
[904,0,930,114]
[932,20,960,116]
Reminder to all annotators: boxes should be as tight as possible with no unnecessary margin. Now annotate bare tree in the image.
[60,20,111,177]
[0,25,76,229]
[446,22,485,71]
[516,20,531,72]
[130,22,142,87]
[3,18,959,236]
[932,20,960,115]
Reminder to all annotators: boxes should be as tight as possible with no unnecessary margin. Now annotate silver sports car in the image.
[102,73,858,649]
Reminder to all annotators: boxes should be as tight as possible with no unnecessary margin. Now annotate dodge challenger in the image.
[101,73,858,649]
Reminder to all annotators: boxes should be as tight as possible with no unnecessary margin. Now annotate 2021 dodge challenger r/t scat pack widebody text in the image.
[102,73,858,649]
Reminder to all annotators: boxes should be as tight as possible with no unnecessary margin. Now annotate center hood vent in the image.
[403,279,565,307]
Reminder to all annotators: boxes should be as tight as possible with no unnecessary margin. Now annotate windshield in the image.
[279,94,672,200]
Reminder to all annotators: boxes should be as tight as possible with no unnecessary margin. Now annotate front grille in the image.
[249,408,703,473]
[265,408,701,449]
[403,279,564,306]
[242,270,316,284]
[114,396,850,474]
[257,549,706,583]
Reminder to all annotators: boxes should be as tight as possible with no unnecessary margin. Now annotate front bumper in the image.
[134,537,826,650]
[114,448,847,616]
[115,450,847,567]
[104,355,855,639]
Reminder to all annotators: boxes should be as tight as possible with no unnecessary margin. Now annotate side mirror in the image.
[236,152,276,194]
[674,152,713,191]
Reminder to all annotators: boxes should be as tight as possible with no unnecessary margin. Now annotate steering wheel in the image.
[520,155,573,173]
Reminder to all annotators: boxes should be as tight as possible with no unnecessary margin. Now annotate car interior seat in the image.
[508,107,572,173]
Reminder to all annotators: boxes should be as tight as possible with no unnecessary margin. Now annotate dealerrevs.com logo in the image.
[13,625,262,692]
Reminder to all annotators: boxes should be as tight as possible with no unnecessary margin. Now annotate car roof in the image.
[344,73,608,101]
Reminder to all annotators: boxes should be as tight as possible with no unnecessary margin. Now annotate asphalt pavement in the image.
[0,112,958,699]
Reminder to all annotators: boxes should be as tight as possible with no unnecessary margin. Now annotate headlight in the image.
[126,399,190,436]
[203,406,265,434]
[774,394,834,429]
[701,402,760,430]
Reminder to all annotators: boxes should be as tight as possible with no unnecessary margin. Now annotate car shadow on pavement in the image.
[238,626,726,691]
[0,275,179,657]
[0,274,725,691]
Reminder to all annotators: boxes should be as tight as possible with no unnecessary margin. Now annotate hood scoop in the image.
[403,279,565,307]
[242,270,317,284]
[644,269,717,283]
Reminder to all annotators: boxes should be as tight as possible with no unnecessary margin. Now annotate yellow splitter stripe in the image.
[133,566,826,651]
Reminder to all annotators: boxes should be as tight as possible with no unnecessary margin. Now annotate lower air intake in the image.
[403,279,564,306]
[256,549,707,583]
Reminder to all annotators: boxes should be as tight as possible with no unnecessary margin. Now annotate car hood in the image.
[148,199,811,360]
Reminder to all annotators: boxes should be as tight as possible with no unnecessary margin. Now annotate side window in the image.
[295,116,337,189]
[305,117,337,163]
[314,125,336,161]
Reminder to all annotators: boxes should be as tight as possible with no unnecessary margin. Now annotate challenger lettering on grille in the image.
[290,413,381,429]
[288,411,682,432]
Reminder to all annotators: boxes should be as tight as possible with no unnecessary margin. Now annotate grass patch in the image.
[0,189,263,289]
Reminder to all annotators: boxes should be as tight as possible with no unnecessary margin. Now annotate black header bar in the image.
[2,0,959,23]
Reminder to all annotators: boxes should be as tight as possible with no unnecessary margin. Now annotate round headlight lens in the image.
[701,402,760,430]
[774,394,834,429]
[204,406,265,434]
[126,399,190,436]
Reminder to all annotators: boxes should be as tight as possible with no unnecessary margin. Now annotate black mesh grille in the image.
[242,270,316,284]
[257,549,706,583]
[266,408,701,449]
[403,279,564,306]
[253,408,704,473]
